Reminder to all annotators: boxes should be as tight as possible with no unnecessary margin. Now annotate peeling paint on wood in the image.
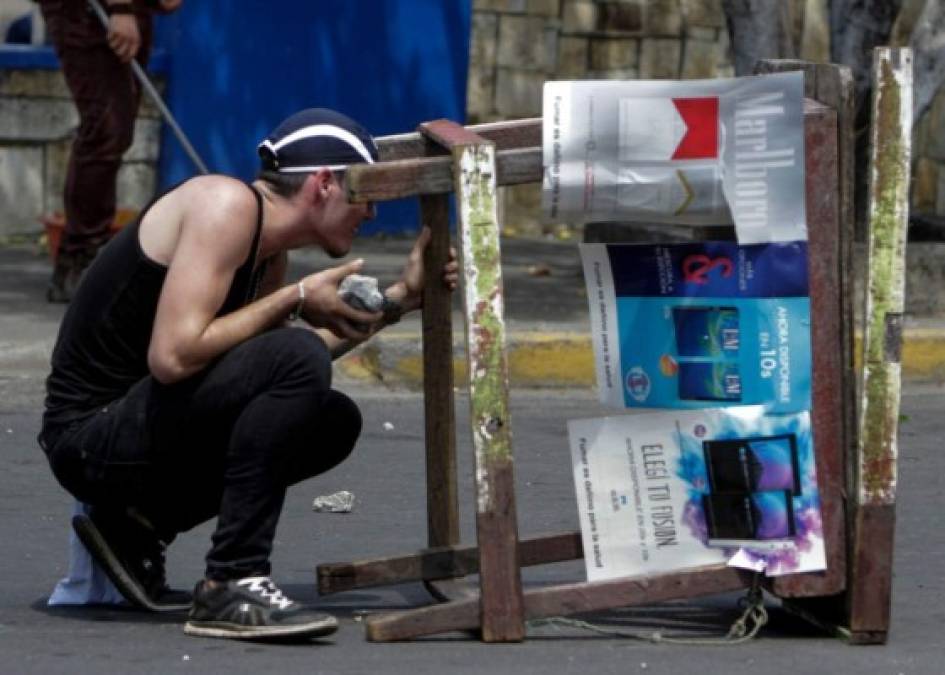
[440,126,524,642]
[453,142,515,514]
[857,47,912,506]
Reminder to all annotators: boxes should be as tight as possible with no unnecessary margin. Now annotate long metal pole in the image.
[87,0,209,175]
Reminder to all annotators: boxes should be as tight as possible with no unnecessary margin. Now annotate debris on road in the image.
[312,490,355,513]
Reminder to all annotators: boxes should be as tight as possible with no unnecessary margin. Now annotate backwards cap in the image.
[258,108,378,174]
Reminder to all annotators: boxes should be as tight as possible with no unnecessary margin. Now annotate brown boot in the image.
[47,251,90,303]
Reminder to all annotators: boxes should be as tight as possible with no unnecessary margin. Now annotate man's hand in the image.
[299,259,382,340]
[106,13,140,63]
[391,227,459,312]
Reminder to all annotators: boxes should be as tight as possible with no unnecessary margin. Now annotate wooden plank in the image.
[457,117,541,151]
[495,148,544,187]
[425,578,482,603]
[521,566,750,621]
[420,119,490,147]
[377,117,541,161]
[346,147,541,203]
[420,193,460,550]
[365,565,751,642]
[316,531,582,595]
[754,61,859,629]
[812,67,857,519]
[756,60,857,531]
[848,504,896,643]
[766,101,846,599]
[427,120,525,642]
[317,546,478,595]
[348,155,453,202]
[849,47,912,643]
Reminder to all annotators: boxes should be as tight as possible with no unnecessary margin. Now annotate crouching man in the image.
[38,108,458,640]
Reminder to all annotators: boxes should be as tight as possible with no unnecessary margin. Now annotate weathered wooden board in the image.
[420,120,525,642]
[346,147,541,202]
[419,191,460,550]
[849,47,912,644]
[377,118,541,161]
[366,565,752,642]
[316,532,582,595]
[767,100,847,600]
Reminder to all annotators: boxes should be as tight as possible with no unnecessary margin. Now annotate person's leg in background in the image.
[38,1,153,302]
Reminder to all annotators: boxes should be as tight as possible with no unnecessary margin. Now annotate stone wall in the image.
[468,0,945,236]
[0,63,162,239]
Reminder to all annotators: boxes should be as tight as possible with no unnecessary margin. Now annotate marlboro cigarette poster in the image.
[542,71,806,244]
[568,407,826,581]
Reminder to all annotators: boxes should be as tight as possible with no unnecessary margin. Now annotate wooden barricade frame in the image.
[316,58,906,645]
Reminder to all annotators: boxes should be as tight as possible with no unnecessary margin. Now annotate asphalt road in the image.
[2,244,943,673]
[1,382,943,675]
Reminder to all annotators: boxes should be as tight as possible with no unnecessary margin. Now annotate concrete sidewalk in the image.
[3,236,945,388]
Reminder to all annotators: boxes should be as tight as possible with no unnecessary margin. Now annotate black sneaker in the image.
[184,577,339,640]
[72,509,192,612]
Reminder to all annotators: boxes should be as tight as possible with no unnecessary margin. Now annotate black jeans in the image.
[45,328,361,581]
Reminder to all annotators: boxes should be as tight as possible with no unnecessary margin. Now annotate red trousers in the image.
[38,1,153,257]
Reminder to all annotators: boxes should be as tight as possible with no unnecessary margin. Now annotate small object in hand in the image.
[339,274,385,332]
[339,274,385,312]
[339,273,403,327]
[312,490,355,513]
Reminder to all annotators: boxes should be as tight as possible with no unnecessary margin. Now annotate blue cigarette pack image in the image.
[678,362,742,401]
[673,306,740,357]
[581,241,811,413]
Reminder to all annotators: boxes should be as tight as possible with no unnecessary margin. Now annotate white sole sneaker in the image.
[183,615,339,640]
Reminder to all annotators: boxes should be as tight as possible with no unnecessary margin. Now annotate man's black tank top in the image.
[42,182,266,432]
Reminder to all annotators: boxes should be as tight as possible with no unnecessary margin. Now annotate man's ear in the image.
[305,169,334,205]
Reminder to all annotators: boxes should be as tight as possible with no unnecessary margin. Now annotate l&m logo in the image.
[625,366,651,402]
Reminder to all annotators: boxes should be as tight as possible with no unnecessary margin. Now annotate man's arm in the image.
[147,185,295,383]
[313,226,460,360]
[238,227,458,362]
[251,249,383,359]
[147,185,378,384]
